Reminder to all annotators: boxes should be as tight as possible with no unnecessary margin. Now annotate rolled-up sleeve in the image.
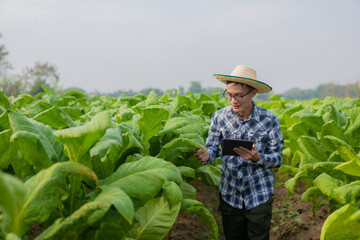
[204,113,222,164]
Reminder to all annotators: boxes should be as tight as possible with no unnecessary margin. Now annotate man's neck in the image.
[237,103,254,120]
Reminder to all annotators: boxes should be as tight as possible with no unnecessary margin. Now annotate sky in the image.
[0,0,359,94]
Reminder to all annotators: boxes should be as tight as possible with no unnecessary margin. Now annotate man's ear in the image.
[252,89,258,96]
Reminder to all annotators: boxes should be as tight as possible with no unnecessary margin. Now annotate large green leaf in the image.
[159,117,204,137]
[332,181,360,205]
[313,173,344,197]
[301,186,322,204]
[170,95,193,113]
[344,107,360,134]
[322,103,347,127]
[0,162,97,237]
[0,171,29,234]
[332,98,359,111]
[127,196,181,240]
[8,110,63,171]
[335,160,360,177]
[179,133,205,145]
[162,182,183,209]
[137,106,169,149]
[281,105,304,129]
[90,128,123,161]
[177,166,196,179]
[90,128,124,176]
[324,136,358,162]
[323,136,360,176]
[284,170,309,194]
[312,162,353,182]
[320,204,360,240]
[131,91,159,114]
[54,111,113,165]
[196,165,221,186]
[12,94,35,109]
[287,121,308,140]
[180,199,219,240]
[115,108,136,123]
[0,129,15,170]
[157,138,206,160]
[33,105,76,130]
[36,186,133,240]
[278,165,300,175]
[298,136,328,162]
[5,233,22,240]
[179,181,197,199]
[200,101,217,115]
[0,91,11,110]
[60,106,84,121]
[100,156,182,207]
[319,120,345,152]
[291,110,324,134]
[0,110,10,131]
[63,90,87,98]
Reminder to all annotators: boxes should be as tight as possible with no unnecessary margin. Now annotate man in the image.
[193,65,283,240]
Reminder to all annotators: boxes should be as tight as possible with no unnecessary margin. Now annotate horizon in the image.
[1,0,359,94]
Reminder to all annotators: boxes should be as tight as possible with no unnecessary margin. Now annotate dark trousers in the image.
[218,195,273,240]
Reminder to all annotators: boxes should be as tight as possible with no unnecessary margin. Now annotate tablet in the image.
[221,139,253,156]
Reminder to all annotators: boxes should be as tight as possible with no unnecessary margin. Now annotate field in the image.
[167,174,328,240]
[1,89,360,240]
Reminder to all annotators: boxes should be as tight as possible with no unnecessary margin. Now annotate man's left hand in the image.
[233,144,260,163]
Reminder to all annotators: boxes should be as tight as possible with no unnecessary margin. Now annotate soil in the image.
[165,172,328,240]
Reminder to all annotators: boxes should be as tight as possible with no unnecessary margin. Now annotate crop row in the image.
[0,90,226,240]
[1,89,360,240]
[259,96,360,240]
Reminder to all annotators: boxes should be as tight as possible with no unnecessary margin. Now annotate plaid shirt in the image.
[205,102,284,210]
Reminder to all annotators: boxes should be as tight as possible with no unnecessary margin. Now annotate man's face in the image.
[226,83,257,114]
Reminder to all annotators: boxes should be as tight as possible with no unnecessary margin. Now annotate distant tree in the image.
[0,34,12,76]
[106,89,136,97]
[0,74,26,96]
[203,87,223,95]
[22,62,60,95]
[178,86,185,95]
[254,92,272,101]
[188,81,203,93]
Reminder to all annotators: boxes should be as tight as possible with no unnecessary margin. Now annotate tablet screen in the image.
[221,139,253,156]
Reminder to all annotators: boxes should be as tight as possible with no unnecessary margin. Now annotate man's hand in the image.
[233,144,260,163]
[193,147,209,163]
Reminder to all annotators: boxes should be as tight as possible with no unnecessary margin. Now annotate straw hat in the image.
[214,65,272,93]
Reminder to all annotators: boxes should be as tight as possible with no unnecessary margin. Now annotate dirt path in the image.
[165,172,328,240]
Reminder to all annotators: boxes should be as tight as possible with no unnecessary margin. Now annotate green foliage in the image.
[0,89,225,239]
[2,88,360,239]
[280,82,360,100]
[0,162,97,238]
[180,199,219,239]
[272,97,360,238]
[320,204,360,240]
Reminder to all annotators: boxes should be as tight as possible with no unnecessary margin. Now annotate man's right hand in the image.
[193,147,209,163]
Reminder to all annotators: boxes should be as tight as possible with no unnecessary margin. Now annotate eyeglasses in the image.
[223,89,253,101]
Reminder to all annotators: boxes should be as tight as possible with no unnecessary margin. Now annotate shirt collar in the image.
[226,101,260,122]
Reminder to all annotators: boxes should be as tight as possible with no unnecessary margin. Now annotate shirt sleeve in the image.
[256,117,284,168]
[203,113,222,164]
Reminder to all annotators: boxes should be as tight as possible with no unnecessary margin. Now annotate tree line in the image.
[1,34,359,100]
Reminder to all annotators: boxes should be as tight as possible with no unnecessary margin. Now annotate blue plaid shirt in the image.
[205,102,284,210]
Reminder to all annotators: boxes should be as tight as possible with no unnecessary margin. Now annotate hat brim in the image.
[213,74,272,93]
